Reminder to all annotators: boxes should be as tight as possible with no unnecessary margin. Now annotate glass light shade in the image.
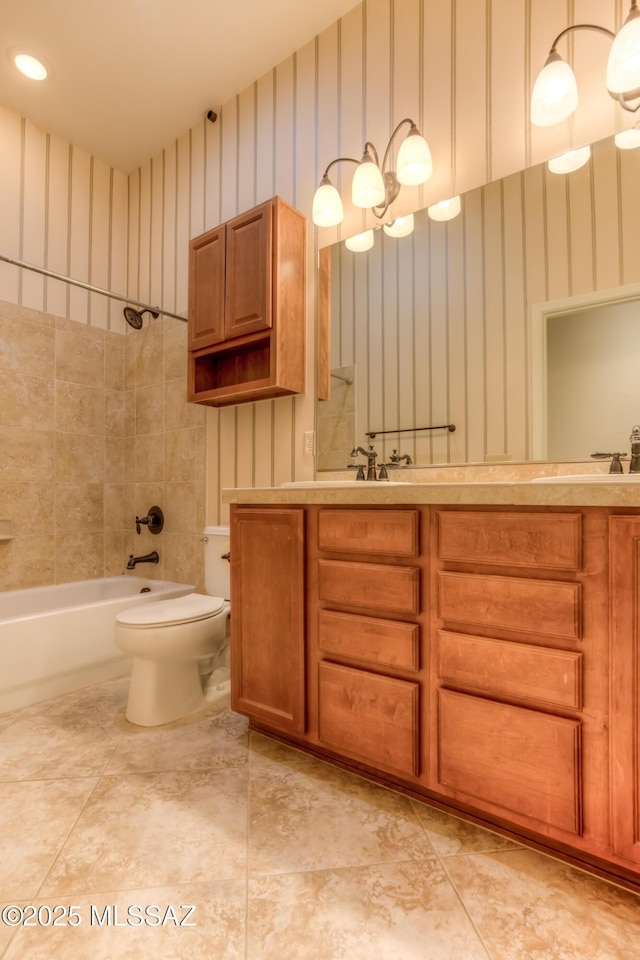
[606,9,640,95]
[427,196,461,222]
[312,181,344,226]
[547,145,591,174]
[383,214,415,238]
[345,230,375,252]
[530,55,578,126]
[615,125,640,148]
[396,130,433,186]
[14,53,47,80]
[351,159,385,208]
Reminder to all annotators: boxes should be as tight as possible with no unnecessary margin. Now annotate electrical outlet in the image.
[303,431,315,455]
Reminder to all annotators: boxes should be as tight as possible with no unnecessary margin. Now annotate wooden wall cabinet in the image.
[187,196,306,406]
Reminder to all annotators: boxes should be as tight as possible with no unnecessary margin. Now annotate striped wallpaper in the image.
[0,0,634,521]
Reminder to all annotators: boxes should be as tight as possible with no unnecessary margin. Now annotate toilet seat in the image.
[116,592,226,628]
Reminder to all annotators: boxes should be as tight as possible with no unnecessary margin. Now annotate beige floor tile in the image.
[0,714,124,781]
[0,778,98,900]
[2,881,246,960]
[248,860,489,960]
[410,799,522,857]
[19,677,130,721]
[105,708,249,775]
[41,768,250,896]
[445,847,640,960]
[249,759,436,876]
[248,730,315,770]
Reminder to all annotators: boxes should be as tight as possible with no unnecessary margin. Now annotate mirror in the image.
[318,133,640,469]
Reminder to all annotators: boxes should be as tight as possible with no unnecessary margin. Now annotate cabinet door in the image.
[225,201,273,339]
[610,516,640,865]
[230,508,305,735]
[188,225,226,349]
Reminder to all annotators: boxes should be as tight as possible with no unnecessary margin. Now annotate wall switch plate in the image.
[304,431,315,455]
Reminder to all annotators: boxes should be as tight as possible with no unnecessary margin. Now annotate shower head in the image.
[123,306,159,329]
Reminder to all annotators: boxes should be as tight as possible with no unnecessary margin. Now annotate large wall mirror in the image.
[317,134,640,470]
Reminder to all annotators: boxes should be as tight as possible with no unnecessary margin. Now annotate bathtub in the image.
[0,576,194,714]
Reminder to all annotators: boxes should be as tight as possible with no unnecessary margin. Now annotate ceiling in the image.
[0,0,361,173]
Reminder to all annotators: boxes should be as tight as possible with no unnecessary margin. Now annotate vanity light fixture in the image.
[531,3,640,126]
[382,214,415,238]
[312,118,433,228]
[344,230,375,253]
[615,122,640,148]
[547,145,592,174]
[427,196,461,222]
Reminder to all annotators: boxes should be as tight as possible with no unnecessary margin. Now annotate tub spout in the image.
[127,551,159,569]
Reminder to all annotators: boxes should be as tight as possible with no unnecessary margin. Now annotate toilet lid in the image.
[116,592,227,627]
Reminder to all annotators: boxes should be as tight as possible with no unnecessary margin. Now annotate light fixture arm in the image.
[378,118,415,178]
[320,156,360,180]
[544,19,640,113]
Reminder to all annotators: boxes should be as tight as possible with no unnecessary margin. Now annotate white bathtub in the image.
[0,576,194,713]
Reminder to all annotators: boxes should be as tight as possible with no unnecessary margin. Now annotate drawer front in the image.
[319,610,419,671]
[437,631,583,710]
[319,661,419,777]
[437,689,582,835]
[438,571,581,640]
[437,511,582,570]
[318,509,419,557]
[319,559,420,615]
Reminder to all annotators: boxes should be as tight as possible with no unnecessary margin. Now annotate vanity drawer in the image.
[318,661,419,777]
[318,509,419,557]
[437,511,582,571]
[319,610,419,671]
[437,571,581,640]
[319,559,420,615]
[437,631,583,710]
[437,688,582,835]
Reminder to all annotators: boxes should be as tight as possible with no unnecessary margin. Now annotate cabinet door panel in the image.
[319,559,420,615]
[318,661,419,777]
[438,571,581,639]
[318,509,419,557]
[437,511,582,570]
[437,631,582,710]
[188,225,226,348]
[230,508,305,734]
[437,689,582,835]
[225,202,272,338]
[319,610,419,671]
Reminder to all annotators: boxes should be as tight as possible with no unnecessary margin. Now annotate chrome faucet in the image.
[127,550,159,569]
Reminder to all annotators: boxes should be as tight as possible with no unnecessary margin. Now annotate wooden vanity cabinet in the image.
[229,507,306,735]
[187,196,305,406]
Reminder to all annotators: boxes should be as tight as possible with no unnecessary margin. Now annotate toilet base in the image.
[125,658,206,727]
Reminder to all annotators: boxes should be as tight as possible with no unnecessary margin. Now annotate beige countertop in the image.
[222,479,640,508]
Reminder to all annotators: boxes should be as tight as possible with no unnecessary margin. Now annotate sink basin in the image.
[281,480,408,488]
[530,474,640,483]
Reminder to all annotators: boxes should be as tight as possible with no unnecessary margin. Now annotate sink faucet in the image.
[126,550,159,569]
[349,444,388,480]
[388,449,413,467]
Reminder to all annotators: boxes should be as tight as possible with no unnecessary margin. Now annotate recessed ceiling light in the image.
[9,49,49,81]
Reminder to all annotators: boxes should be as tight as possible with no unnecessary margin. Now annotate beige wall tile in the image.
[136,383,164,435]
[55,435,105,483]
[0,483,54,536]
[105,389,125,437]
[165,377,205,431]
[164,428,196,482]
[123,390,136,437]
[164,481,196,534]
[103,483,125,531]
[162,533,200,586]
[134,322,164,388]
[0,428,55,482]
[135,433,164,482]
[124,335,137,391]
[0,536,55,590]
[164,319,188,381]
[0,299,56,328]
[55,532,104,583]
[55,383,105,436]
[0,316,55,379]
[105,333,125,391]
[104,528,125,576]
[105,437,125,484]
[55,483,103,533]
[55,321,105,386]
[123,438,135,479]
[0,373,54,430]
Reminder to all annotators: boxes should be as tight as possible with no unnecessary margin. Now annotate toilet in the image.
[114,526,231,726]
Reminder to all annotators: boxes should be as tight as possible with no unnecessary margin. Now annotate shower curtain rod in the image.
[0,253,188,323]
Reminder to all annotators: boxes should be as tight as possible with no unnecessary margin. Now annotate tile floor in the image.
[0,677,639,959]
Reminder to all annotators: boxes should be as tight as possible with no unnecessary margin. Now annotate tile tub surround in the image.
[0,679,638,959]
[0,300,205,591]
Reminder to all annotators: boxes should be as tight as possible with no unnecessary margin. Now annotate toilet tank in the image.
[203,526,231,599]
